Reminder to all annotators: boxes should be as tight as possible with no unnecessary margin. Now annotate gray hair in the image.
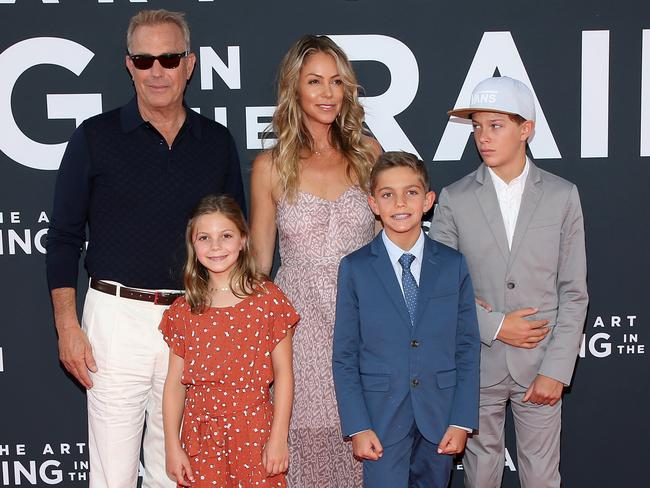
[126,9,190,53]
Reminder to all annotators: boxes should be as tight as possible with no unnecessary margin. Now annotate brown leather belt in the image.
[90,279,183,306]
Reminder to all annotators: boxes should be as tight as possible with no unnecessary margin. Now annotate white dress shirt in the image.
[487,157,530,249]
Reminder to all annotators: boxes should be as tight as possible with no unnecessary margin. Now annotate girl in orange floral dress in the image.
[160,195,298,487]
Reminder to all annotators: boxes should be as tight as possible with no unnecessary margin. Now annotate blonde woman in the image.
[250,35,381,487]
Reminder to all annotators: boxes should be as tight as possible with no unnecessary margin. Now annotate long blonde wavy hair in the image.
[184,195,266,314]
[267,35,376,201]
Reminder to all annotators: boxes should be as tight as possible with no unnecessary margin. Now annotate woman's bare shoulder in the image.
[362,135,383,158]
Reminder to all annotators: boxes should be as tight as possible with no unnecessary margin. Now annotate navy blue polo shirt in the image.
[46,97,246,290]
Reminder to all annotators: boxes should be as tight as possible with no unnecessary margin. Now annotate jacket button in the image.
[411,340,420,348]
[507,282,515,289]
[411,379,420,387]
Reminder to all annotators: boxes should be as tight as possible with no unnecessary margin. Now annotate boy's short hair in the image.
[370,151,429,193]
[507,114,526,125]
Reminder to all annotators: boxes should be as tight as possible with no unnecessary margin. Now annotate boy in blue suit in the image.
[333,151,480,487]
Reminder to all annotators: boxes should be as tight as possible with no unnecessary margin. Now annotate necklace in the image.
[210,286,231,293]
[313,146,333,156]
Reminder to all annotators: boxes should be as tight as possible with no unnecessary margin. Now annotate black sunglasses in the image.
[128,51,189,70]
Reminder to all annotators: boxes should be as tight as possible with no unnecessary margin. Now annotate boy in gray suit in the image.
[430,76,588,488]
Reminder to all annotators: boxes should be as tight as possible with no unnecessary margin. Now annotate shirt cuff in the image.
[493,315,505,341]
[349,429,370,437]
[449,424,473,433]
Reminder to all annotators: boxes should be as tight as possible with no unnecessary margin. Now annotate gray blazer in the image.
[430,160,588,388]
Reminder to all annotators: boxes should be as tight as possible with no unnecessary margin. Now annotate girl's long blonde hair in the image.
[184,195,265,314]
[268,35,376,201]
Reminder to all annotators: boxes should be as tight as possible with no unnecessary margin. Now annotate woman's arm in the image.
[250,152,279,277]
[162,351,194,486]
[262,333,294,476]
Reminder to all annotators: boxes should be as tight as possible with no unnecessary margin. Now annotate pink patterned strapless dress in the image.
[275,186,375,488]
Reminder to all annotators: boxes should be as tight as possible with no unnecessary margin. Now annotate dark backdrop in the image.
[0,0,647,486]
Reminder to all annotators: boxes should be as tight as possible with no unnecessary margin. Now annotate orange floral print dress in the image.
[159,281,299,487]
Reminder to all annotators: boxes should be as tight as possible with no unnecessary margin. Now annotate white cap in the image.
[447,76,536,121]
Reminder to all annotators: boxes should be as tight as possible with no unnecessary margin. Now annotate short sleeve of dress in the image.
[266,283,300,347]
[159,297,188,358]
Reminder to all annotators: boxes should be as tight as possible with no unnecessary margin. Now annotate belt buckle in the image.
[154,291,161,305]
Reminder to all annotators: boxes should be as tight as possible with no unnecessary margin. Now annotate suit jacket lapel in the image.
[414,238,441,327]
[474,165,509,263]
[370,235,412,328]
[509,161,543,267]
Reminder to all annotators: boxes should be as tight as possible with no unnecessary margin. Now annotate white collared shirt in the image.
[487,157,530,249]
[381,230,425,294]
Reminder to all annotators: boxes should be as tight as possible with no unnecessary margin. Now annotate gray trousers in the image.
[463,375,561,488]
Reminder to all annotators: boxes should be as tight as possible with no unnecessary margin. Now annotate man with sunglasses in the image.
[46,9,245,487]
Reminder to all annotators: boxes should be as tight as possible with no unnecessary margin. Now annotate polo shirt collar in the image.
[120,96,202,140]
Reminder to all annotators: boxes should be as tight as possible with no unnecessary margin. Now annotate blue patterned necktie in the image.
[399,253,418,325]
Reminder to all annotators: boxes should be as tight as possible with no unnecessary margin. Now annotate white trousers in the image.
[82,286,176,488]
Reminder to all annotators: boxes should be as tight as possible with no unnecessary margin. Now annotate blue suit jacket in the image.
[332,233,480,447]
